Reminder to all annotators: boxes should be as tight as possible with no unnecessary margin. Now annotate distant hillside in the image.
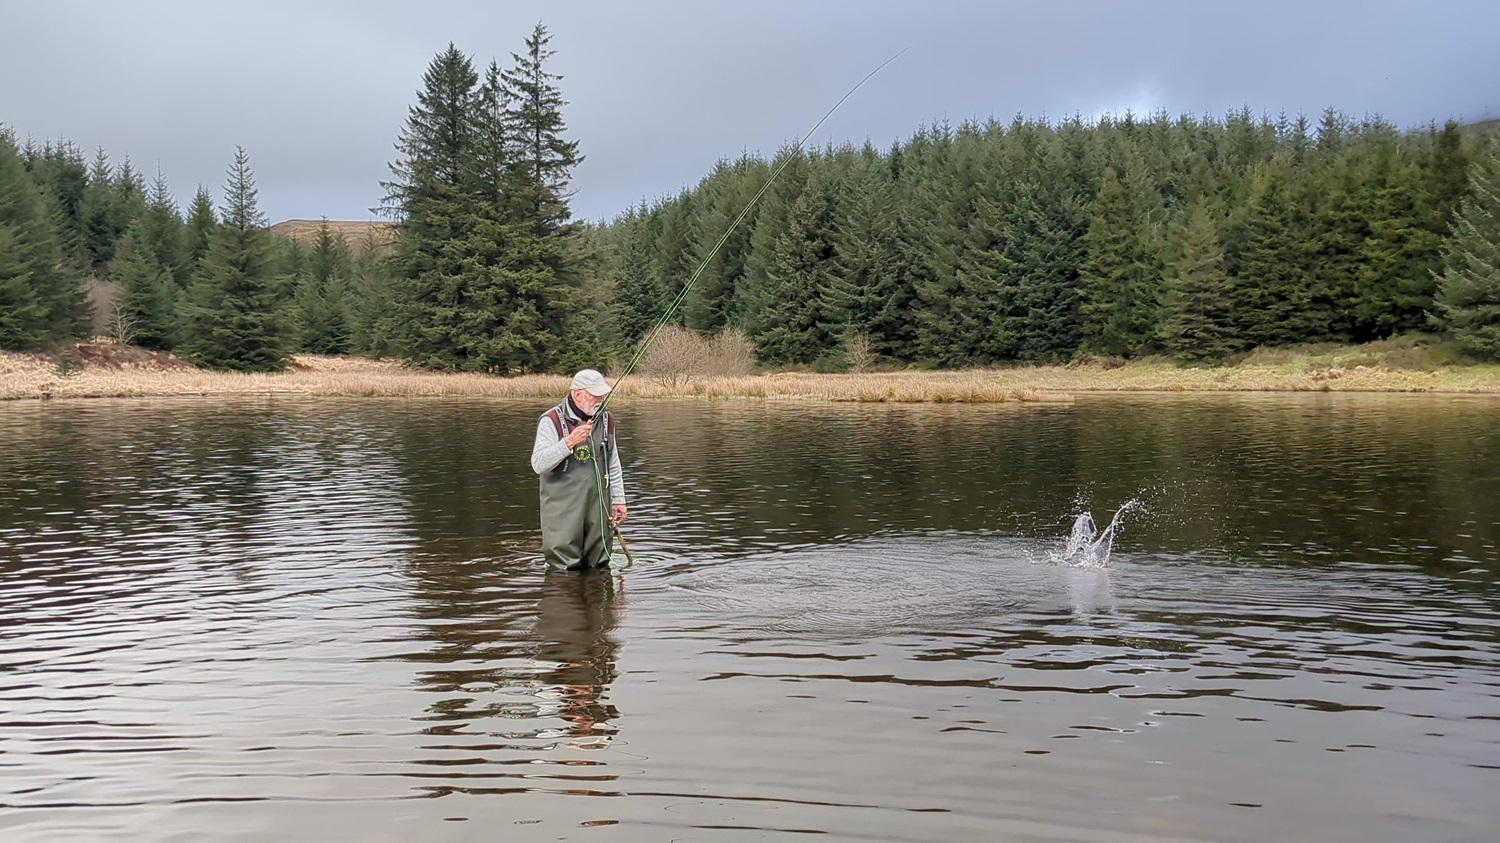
[269,219,395,252]
[1459,118,1500,137]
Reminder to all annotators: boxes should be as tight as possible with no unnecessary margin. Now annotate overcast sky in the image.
[4,0,1497,225]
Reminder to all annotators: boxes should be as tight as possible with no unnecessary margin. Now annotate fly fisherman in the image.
[531,369,628,571]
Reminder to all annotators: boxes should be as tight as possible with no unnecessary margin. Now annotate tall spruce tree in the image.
[139,170,187,286]
[184,186,217,280]
[1432,141,1500,359]
[613,207,668,345]
[1162,202,1239,360]
[0,133,47,349]
[1232,157,1324,346]
[382,44,482,369]
[78,147,135,270]
[178,147,290,371]
[826,146,908,358]
[293,220,353,354]
[685,156,767,331]
[741,152,837,363]
[24,140,89,267]
[112,219,178,349]
[1079,166,1164,357]
[1355,153,1442,338]
[347,244,403,359]
[999,179,1090,361]
[498,22,586,371]
[0,131,80,348]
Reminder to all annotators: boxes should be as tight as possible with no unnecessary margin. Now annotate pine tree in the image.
[1162,203,1239,360]
[1426,120,1472,230]
[1307,149,1371,341]
[613,208,667,345]
[347,247,403,358]
[1232,157,1324,347]
[742,158,838,364]
[0,224,44,350]
[1079,166,1164,357]
[0,134,45,348]
[0,132,79,348]
[498,22,586,370]
[685,156,766,331]
[381,44,483,369]
[1000,179,1090,361]
[650,191,696,308]
[24,140,89,267]
[904,127,977,365]
[78,147,133,270]
[111,220,178,349]
[826,146,909,358]
[184,186,217,280]
[295,220,353,354]
[1432,142,1500,359]
[139,170,187,286]
[1355,154,1442,338]
[178,147,291,371]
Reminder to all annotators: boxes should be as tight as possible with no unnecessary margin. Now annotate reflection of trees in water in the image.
[1069,396,1500,569]
[623,398,1499,572]
[0,402,283,596]
[387,402,548,560]
[626,403,1082,546]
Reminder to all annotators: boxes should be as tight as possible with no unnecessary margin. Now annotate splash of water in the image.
[1056,498,1143,567]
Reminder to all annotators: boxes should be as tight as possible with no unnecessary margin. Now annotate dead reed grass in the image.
[6,340,1500,403]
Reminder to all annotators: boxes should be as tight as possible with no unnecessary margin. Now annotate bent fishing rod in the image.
[596,46,909,419]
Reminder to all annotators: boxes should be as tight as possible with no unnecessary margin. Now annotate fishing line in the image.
[598,46,909,413]
[580,48,907,566]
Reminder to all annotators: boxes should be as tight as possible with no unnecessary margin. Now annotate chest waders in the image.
[539,404,616,571]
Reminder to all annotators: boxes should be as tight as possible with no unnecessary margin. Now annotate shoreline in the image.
[5,344,1500,403]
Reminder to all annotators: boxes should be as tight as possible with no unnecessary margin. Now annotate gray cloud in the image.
[4,0,1496,225]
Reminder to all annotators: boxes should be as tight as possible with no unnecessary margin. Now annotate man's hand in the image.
[563,422,592,448]
[610,504,628,525]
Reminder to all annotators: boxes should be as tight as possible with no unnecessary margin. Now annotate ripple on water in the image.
[1,398,1498,842]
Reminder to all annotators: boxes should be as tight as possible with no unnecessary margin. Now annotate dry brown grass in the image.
[6,340,1500,403]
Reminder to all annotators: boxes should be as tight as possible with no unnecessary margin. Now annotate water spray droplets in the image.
[1056,498,1145,567]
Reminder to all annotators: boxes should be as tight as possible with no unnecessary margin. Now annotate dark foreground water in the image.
[0,395,1497,842]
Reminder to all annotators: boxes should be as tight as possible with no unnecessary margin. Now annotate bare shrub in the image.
[636,325,701,387]
[636,325,755,384]
[843,332,876,373]
[105,301,139,346]
[705,328,755,376]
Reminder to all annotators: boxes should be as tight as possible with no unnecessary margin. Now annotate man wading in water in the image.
[531,369,628,571]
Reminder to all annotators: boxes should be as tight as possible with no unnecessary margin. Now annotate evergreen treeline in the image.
[0,126,393,369]
[597,109,1500,366]
[7,24,1500,369]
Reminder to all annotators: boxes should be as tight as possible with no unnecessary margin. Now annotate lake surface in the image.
[1,395,1497,842]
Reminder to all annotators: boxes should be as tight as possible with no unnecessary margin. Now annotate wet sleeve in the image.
[531,416,572,475]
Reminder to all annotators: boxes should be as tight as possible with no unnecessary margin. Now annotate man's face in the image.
[571,388,603,415]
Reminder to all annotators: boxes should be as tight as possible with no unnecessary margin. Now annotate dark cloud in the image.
[4,0,1496,224]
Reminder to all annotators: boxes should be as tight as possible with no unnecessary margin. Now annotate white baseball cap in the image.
[570,369,613,396]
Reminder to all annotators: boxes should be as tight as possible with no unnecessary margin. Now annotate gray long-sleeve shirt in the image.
[530,406,626,505]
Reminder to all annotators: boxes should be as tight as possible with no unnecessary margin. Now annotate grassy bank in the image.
[4,340,1500,403]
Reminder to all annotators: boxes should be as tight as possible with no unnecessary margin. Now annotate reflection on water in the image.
[0,395,1497,841]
